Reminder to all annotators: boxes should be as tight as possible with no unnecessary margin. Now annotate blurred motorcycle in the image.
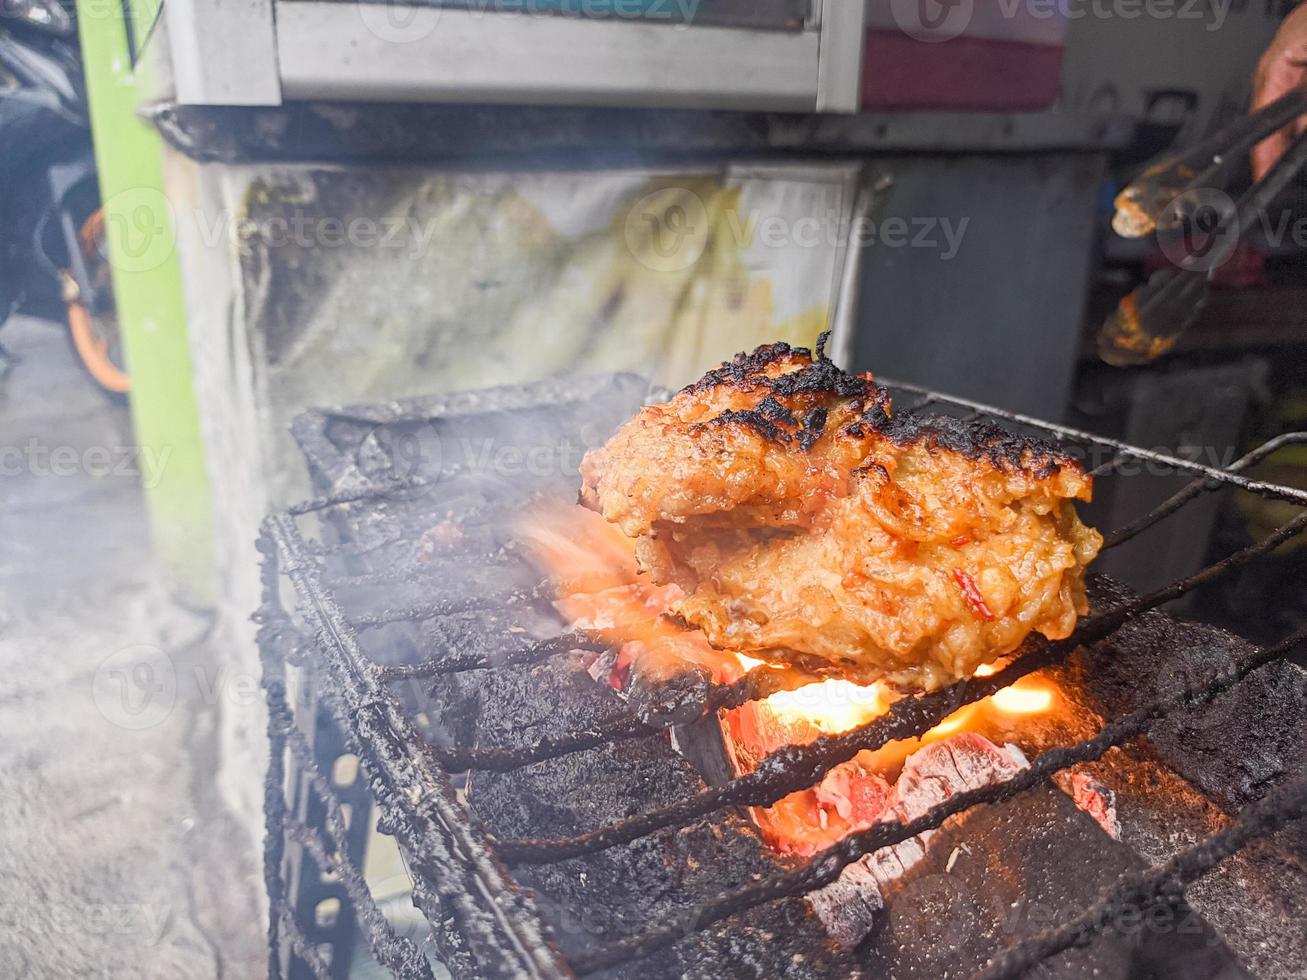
[0,0,128,395]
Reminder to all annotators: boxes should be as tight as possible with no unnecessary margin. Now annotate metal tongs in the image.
[1100,89,1307,365]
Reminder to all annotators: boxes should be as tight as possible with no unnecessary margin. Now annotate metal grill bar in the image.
[264,515,571,980]
[570,625,1307,974]
[496,510,1307,863]
[976,773,1307,980]
[376,632,608,680]
[350,585,552,631]
[1103,431,1307,549]
[387,661,828,772]
[284,818,432,979]
[281,719,432,978]
[259,551,296,980]
[883,380,1307,508]
[265,374,1307,980]
[278,909,335,980]
[1088,455,1130,479]
[430,715,651,772]
[289,477,443,517]
[262,582,469,979]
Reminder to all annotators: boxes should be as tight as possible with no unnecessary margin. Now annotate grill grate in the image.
[256,374,1307,980]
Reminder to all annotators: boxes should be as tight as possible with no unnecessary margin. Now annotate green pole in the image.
[76,7,215,602]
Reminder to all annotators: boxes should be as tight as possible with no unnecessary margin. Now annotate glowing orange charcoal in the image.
[725,662,1062,854]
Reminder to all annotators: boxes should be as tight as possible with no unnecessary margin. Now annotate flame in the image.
[521,500,1060,855]
[991,684,1055,715]
[762,679,895,734]
[521,502,746,686]
[732,669,1060,854]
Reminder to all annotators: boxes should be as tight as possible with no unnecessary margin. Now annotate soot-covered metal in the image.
[256,373,1307,980]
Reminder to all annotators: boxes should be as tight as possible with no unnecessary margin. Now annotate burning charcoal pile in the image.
[257,346,1307,980]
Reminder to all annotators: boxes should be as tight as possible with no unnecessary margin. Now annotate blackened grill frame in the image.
[257,374,1307,980]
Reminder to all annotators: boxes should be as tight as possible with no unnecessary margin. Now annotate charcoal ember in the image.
[860,785,1249,980]
[415,514,500,560]
[804,852,885,951]
[812,764,893,833]
[1053,769,1120,839]
[808,733,1028,948]
[628,655,714,726]
[870,734,1027,879]
[1082,576,1307,811]
[441,656,853,978]
[414,515,468,559]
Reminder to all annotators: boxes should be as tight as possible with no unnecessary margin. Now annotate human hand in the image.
[1252,4,1307,180]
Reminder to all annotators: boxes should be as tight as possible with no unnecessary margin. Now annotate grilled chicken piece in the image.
[579,336,1103,691]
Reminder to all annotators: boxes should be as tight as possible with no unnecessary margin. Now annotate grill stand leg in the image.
[285,678,376,978]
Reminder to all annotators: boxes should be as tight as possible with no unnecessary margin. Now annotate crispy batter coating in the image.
[579,337,1103,690]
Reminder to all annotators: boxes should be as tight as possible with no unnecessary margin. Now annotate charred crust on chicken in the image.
[676,340,1078,477]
